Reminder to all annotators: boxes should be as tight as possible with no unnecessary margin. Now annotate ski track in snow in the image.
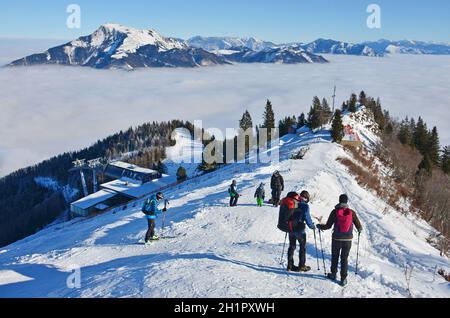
[0,111,449,298]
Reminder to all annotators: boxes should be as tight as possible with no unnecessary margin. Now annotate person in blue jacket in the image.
[287,190,316,272]
[142,192,166,243]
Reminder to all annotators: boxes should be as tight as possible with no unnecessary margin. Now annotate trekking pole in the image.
[280,232,288,265]
[355,231,361,275]
[313,228,320,271]
[161,199,169,236]
[318,229,327,276]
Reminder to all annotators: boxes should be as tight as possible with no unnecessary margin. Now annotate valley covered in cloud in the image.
[1,53,450,177]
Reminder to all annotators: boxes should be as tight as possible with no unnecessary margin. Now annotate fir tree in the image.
[331,109,344,143]
[239,110,253,131]
[428,127,440,165]
[398,119,410,145]
[298,113,307,127]
[262,99,276,142]
[348,93,357,113]
[441,146,450,174]
[359,91,367,106]
[308,96,322,130]
[414,117,429,155]
[322,98,332,124]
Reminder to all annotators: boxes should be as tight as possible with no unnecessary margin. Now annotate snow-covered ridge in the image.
[97,23,187,59]
[8,24,226,70]
[0,108,449,298]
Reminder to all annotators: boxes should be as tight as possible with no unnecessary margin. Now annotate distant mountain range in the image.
[7,24,327,70]
[7,24,450,70]
[190,36,450,57]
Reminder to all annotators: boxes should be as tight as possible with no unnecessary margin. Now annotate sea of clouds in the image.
[1,51,450,177]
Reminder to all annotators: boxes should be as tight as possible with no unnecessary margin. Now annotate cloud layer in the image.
[1,54,450,177]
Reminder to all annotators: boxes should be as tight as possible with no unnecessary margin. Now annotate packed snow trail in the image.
[0,113,449,298]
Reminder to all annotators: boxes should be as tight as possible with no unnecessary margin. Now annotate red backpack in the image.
[335,208,353,237]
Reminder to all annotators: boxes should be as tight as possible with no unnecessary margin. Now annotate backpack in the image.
[142,198,156,216]
[334,208,353,237]
[277,196,298,233]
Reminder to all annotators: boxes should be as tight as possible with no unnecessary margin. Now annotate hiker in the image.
[254,183,266,207]
[142,192,167,243]
[271,170,284,207]
[228,180,240,207]
[317,194,363,286]
[282,191,315,272]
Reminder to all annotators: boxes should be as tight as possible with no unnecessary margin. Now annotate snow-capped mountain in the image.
[187,36,276,52]
[225,45,328,64]
[0,107,449,298]
[302,39,381,57]
[8,24,229,70]
[363,39,450,55]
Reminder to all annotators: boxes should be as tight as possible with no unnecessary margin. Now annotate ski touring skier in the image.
[228,180,240,207]
[278,191,315,272]
[142,192,167,244]
[317,194,363,286]
[270,171,284,207]
[254,183,266,207]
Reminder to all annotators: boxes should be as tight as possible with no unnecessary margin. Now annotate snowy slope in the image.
[0,111,449,298]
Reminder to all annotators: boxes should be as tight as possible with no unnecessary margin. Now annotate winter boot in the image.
[287,262,300,272]
[327,273,337,281]
[340,278,348,287]
[299,266,311,272]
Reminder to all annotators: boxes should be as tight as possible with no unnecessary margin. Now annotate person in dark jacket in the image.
[254,183,265,207]
[286,191,315,272]
[317,194,363,286]
[142,192,166,243]
[228,180,239,207]
[270,171,284,207]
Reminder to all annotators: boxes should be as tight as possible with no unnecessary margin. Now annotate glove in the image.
[316,224,322,231]
[162,208,167,212]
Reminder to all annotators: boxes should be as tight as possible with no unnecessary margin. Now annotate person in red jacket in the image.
[317,194,363,286]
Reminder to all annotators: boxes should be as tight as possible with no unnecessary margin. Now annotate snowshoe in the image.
[299,266,312,272]
[326,273,337,281]
[287,264,300,272]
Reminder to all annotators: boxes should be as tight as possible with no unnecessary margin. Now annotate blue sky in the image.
[0,0,449,43]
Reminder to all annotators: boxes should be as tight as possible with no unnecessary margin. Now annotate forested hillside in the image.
[0,120,197,247]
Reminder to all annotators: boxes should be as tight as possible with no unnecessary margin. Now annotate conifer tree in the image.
[428,127,440,165]
[414,117,429,155]
[348,93,357,113]
[308,96,322,130]
[359,91,367,106]
[239,110,253,131]
[331,109,344,143]
[441,146,450,174]
[262,99,276,143]
[322,98,332,124]
[298,113,307,127]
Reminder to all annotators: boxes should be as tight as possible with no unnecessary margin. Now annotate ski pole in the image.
[318,229,327,276]
[280,232,288,265]
[313,228,320,271]
[161,199,169,235]
[355,231,361,275]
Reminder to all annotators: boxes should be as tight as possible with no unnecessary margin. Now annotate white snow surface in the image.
[1,112,449,298]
